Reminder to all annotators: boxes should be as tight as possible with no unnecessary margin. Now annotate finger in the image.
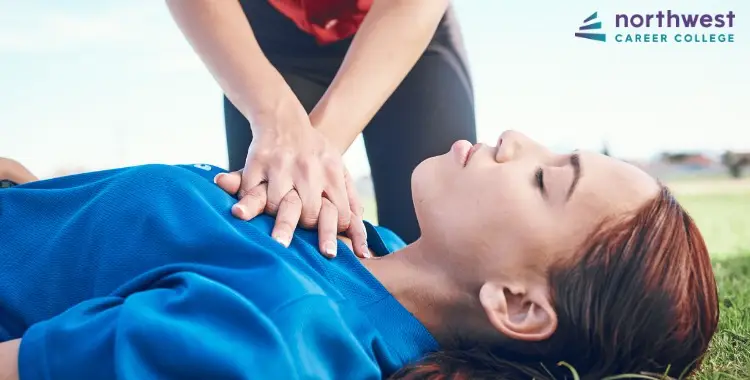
[343,168,367,245]
[214,171,242,195]
[238,164,265,198]
[265,172,294,216]
[271,190,302,247]
[296,180,323,229]
[346,212,370,259]
[318,198,339,259]
[232,183,268,221]
[322,159,351,232]
[344,168,365,219]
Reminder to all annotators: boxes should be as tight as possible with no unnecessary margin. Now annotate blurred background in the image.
[1,0,748,258]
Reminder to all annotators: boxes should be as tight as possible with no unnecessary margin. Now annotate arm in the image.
[16,272,380,379]
[0,158,37,184]
[165,0,369,256]
[310,0,451,153]
[164,0,299,131]
[0,339,19,380]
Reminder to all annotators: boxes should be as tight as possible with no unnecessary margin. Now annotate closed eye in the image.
[535,167,546,195]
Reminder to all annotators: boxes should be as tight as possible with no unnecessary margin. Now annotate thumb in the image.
[214,171,243,195]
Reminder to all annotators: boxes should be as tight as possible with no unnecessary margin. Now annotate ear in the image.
[479,281,558,342]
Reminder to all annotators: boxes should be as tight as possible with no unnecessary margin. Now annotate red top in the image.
[267,0,374,45]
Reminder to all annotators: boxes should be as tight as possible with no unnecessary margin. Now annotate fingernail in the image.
[273,233,290,247]
[323,241,337,258]
[213,173,224,184]
[232,204,247,218]
[362,221,368,239]
[362,245,372,259]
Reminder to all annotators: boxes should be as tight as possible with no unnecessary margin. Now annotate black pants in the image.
[225,0,476,243]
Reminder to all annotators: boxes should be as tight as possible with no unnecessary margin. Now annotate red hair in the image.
[390,186,719,379]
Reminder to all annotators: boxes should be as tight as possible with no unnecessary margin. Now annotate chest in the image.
[266,0,374,44]
[271,0,372,19]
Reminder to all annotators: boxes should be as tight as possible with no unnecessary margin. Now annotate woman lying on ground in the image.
[0,130,718,379]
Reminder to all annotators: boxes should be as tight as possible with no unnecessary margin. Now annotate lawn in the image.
[697,255,750,379]
[670,178,750,379]
[362,177,750,379]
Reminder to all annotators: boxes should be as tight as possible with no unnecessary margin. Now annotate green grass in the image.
[678,193,750,257]
[362,177,750,378]
[695,256,750,379]
[672,179,750,379]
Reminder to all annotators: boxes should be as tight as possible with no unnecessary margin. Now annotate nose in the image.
[494,130,546,163]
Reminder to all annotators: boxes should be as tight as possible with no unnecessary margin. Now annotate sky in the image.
[1,0,749,179]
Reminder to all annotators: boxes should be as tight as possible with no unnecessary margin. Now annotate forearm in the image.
[0,339,19,380]
[165,0,297,131]
[0,158,37,184]
[311,0,450,153]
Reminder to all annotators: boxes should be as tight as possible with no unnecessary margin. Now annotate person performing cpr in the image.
[166,0,477,251]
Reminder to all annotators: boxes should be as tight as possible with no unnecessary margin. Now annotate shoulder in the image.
[269,295,384,379]
[86,164,229,200]
[116,163,227,184]
[18,163,223,192]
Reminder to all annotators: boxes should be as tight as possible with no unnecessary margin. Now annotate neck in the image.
[361,238,484,347]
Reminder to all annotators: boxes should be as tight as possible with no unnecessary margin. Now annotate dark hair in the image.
[390,187,719,380]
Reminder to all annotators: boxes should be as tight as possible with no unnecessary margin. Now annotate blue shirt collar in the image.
[332,221,440,365]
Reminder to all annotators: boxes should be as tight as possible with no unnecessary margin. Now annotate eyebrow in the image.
[566,153,582,201]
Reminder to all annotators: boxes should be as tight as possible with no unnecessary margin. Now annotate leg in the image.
[363,48,476,244]
[223,70,330,172]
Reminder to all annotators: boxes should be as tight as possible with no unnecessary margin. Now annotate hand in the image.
[217,172,370,259]
[215,118,369,259]
[0,157,37,184]
[0,338,20,380]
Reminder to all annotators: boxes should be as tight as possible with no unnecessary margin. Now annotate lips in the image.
[451,140,481,166]
[450,140,472,166]
[465,143,482,165]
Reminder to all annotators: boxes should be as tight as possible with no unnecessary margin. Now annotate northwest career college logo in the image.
[575,12,606,42]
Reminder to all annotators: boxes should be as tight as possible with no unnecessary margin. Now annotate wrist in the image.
[309,100,353,154]
[312,122,349,155]
[247,92,310,138]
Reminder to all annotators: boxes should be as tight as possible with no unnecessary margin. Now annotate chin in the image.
[410,160,429,202]
[410,155,450,209]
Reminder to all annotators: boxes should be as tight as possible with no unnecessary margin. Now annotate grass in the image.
[671,178,750,379]
[362,177,750,379]
[668,178,750,258]
[696,256,750,379]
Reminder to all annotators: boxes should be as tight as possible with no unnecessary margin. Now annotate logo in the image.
[575,12,606,42]
[193,164,213,171]
[575,11,736,44]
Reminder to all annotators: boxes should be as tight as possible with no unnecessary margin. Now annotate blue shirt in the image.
[0,163,438,379]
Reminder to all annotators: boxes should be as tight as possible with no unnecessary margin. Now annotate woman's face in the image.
[411,130,660,286]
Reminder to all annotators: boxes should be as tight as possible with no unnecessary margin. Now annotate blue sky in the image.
[1,0,748,179]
